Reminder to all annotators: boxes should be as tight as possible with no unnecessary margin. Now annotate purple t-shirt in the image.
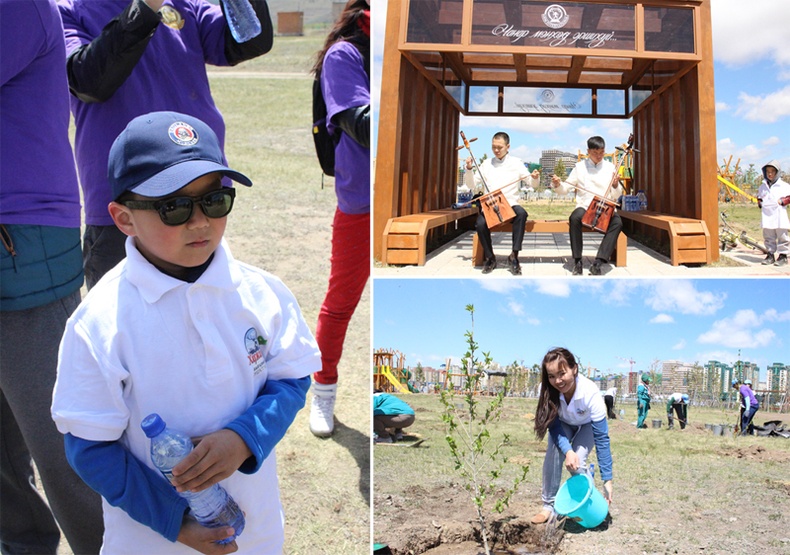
[321,40,370,215]
[59,0,230,226]
[0,0,81,227]
[739,385,759,409]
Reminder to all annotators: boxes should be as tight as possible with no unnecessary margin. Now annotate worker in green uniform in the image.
[666,393,689,429]
[637,374,651,429]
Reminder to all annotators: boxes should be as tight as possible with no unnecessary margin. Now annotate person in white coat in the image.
[757,160,790,266]
[464,132,539,275]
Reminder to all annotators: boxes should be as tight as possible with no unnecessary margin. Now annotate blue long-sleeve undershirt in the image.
[548,416,613,482]
[63,376,310,541]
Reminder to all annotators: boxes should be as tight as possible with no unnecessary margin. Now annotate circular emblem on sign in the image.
[542,4,570,29]
[541,89,555,102]
[168,122,198,146]
[159,6,185,30]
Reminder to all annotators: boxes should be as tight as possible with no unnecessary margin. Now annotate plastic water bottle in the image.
[637,190,648,211]
[141,414,245,544]
[221,0,262,43]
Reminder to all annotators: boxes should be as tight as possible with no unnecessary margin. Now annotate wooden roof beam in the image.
[568,56,587,84]
[443,51,472,84]
[513,53,528,82]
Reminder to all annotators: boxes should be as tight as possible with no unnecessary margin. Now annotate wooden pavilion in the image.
[374,0,718,265]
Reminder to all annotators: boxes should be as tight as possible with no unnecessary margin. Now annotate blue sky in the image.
[373,278,790,380]
[372,0,790,175]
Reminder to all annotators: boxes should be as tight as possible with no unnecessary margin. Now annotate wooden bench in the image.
[618,210,710,266]
[472,219,628,267]
[382,206,478,266]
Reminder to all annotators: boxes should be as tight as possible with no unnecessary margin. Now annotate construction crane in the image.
[617,356,636,373]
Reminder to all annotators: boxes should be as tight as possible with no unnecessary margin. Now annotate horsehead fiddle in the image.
[456,131,516,229]
[580,133,636,233]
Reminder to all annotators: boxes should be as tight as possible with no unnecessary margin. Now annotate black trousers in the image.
[476,204,528,260]
[604,395,616,419]
[667,403,687,429]
[569,207,623,261]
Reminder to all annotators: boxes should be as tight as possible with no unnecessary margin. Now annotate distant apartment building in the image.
[539,149,575,188]
[766,362,789,393]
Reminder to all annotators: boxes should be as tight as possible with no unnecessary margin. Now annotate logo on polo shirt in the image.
[575,406,588,416]
[168,122,199,146]
[244,327,267,375]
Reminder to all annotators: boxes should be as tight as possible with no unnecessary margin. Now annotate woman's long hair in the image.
[311,0,369,75]
[534,347,578,440]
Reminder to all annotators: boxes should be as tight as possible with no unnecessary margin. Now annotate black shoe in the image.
[508,253,522,275]
[589,261,602,275]
[775,254,788,267]
[762,254,775,265]
[482,257,497,274]
[571,260,583,276]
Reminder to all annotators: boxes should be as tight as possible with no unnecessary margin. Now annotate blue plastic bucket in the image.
[554,473,608,528]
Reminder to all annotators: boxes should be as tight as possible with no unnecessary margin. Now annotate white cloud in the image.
[716,138,787,174]
[673,339,686,350]
[734,85,790,124]
[508,300,525,317]
[715,102,730,112]
[533,280,571,297]
[645,281,726,315]
[478,279,525,295]
[697,309,784,348]
[650,314,674,324]
[711,1,790,67]
[461,114,572,136]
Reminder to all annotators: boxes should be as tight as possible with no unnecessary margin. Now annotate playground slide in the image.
[717,174,757,203]
[381,367,411,394]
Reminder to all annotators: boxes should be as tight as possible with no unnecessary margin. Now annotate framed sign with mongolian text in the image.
[471,1,637,49]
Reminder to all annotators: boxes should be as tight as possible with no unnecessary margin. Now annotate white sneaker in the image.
[309,382,337,437]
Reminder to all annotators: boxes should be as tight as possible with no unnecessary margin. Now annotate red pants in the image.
[314,209,369,385]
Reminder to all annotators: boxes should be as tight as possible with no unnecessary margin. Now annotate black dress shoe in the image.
[482,257,497,274]
[508,254,522,275]
[589,262,602,275]
[572,260,583,275]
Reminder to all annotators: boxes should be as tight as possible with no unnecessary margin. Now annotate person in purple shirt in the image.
[308,0,370,437]
[0,0,103,552]
[57,0,274,289]
[734,379,760,436]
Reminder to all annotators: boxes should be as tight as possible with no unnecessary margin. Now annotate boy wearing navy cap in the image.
[51,111,321,554]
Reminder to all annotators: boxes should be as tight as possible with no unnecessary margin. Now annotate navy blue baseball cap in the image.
[108,111,252,200]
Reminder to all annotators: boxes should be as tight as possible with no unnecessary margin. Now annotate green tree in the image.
[415,362,425,384]
[439,305,529,555]
[553,158,567,180]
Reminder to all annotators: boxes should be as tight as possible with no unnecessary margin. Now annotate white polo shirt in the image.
[52,238,320,555]
[464,153,535,206]
[558,373,607,426]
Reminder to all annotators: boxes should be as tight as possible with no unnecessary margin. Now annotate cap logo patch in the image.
[168,122,198,146]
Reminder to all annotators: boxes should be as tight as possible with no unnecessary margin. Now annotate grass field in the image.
[374,393,790,554]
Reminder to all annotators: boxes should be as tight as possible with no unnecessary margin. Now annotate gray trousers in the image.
[541,421,594,510]
[374,414,415,438]
[0,292,103,554]
[762,228,790,255]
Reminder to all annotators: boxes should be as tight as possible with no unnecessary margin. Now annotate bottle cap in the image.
[141,413,166,437]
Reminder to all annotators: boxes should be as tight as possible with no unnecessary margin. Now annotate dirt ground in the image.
[375,416,790,555]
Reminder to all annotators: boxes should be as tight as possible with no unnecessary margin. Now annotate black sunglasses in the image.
[120,188,236,226]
